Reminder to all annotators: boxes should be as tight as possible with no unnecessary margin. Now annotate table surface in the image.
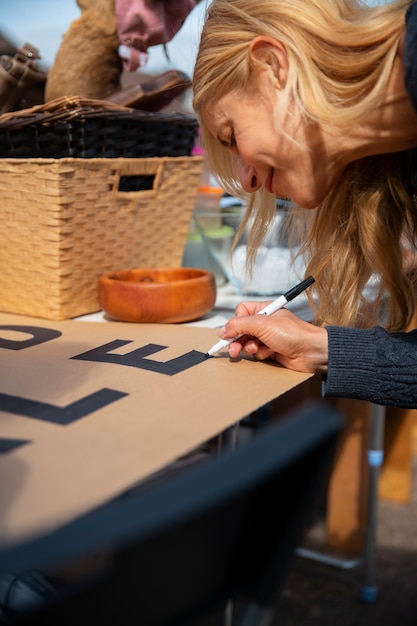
[0,291,313,546]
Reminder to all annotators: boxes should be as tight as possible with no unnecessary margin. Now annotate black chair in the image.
[0,401,343,626]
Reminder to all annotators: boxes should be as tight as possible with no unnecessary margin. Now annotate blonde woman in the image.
[193,0,417,408]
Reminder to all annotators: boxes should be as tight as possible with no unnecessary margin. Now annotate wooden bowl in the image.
[98,267,217,323]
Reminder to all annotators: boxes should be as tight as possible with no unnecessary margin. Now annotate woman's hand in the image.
[217,301,329,373]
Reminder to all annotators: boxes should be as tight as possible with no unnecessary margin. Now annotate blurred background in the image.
[0,0,209,113]
[0,0,390,71]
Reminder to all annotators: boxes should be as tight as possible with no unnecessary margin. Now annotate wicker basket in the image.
[0,156,203,320]
[0,96,198,158]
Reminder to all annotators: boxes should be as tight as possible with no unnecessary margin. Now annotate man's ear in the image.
[248,36,289,89]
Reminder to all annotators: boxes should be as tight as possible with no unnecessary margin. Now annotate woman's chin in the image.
[291,197,319,210]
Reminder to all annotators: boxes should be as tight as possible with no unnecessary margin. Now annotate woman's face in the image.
[202,76,341,209]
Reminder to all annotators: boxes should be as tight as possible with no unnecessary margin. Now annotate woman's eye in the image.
[218,130,237,152]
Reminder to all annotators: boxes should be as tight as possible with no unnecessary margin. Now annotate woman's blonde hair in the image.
[193,0,417,330]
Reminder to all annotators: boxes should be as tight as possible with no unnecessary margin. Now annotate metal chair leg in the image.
[224,599,234,626]
[361,403,385,602]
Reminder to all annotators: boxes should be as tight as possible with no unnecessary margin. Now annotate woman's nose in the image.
[236,156,261,193]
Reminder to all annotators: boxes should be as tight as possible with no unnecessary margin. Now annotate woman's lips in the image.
[264,169,274,194]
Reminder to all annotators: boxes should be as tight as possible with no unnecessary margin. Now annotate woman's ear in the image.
[248,36,289,89]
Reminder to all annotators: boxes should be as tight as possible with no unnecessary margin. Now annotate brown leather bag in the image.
[105,69,191,111]
[0,43,47,114]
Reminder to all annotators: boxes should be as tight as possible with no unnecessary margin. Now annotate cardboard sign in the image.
[0,313,312,546]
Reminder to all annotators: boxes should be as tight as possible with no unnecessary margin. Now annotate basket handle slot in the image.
[118,174,155,192]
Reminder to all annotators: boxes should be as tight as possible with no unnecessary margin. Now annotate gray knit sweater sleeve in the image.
[322,326,417,408]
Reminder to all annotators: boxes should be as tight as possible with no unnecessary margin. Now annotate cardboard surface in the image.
[0,313,312,546]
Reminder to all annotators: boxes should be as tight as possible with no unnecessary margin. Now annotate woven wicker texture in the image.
[0,156,203,319]
[0,96,198,158]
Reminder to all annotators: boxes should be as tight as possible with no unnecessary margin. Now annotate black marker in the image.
[206,275,315,357]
